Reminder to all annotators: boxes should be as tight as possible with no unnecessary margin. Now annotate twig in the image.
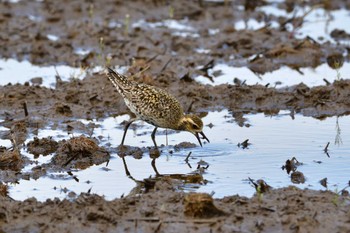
[55,66,62,88]
[324,142,330,152]
[155,222,162,233]
[67,171,79,182]
[165,129,168,146]
[184,152,192,163]
[22,101,28,117]
[159,58,172,74]
[145,54,159,64]
[186,100,195,113]
[125,217,160,222]
[199,59,214,72]
[280,4,322,30]
[324,142,330,158]
[129,66,150,79]
[125,218,218,224]
[323,78,331,85]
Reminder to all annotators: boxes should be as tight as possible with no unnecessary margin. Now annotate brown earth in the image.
[1,181,350,233]
[0,0,350,232]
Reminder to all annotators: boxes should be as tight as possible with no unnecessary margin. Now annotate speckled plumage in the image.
[105,68,209,148]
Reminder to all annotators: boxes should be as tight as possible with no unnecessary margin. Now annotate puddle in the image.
[259,6,350,43]
[1,56,347,88]
[195,62,350,87]
[224,2,350,44]
[133,19,196,31]
[0,59,86,88]
[73,48,92,56]
[130,4,350,42]
[46,34,60,42]
[234,18,269,31]
[4,110,350,201]
[233,4,350,44]
[132,19,200,38]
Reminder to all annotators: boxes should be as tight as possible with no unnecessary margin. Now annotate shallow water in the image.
[259,6,350,43]
[1,1,350,201]
[0,59,86,88]
[3,110,349,201]
[0,59,122,88]
[195,62,350,87]
[1,58,349,89]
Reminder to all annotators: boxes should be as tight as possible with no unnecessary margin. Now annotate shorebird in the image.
[105,67,209,149]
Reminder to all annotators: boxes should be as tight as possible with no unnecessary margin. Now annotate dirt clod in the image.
[291,171,306,184]
[27,137,59,158]
[0,182,9,197]
[52,136,109,169]
[0,149,22,171]
[184,193,226,218]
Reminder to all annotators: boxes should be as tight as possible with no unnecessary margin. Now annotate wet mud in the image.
[1,181,350,233]
[1,0,350,232]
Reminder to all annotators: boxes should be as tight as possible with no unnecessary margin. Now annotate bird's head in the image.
[178,114,210,147]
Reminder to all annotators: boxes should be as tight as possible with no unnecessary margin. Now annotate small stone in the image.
[30,77,43,85]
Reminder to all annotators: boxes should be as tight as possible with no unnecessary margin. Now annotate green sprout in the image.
[97,37,111,67]
[124,14,130,36]
[97,37,105,66]
[332,188,339,206]
[88,4,94,19]
[256,185,263,203]
[105,54,112,67]
[168,6,174,19]
[333,60,342,80]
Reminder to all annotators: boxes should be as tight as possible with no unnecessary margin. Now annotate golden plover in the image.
[105,68,209,149]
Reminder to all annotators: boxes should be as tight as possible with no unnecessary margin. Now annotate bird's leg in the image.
[151,158,161,177]
[121,118,136,146]
[151,127,158,149]
[121,155,131,177]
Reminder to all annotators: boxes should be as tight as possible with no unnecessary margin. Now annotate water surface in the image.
[3,110,349,201]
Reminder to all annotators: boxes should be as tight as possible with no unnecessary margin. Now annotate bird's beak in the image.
[195,131,210,147]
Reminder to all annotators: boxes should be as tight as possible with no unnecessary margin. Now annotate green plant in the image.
[333,61,342,80]
[256,185,263,203]
[97,37,111,67]
[332,188,340,206]
[97,37,104,66]
[88,4,94,18]
[124,14,130,36]
[168,6,174,19]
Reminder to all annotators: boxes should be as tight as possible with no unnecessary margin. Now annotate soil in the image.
[0,0,350,232]
[1,181,350,233]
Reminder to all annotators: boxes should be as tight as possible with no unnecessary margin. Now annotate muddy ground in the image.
[1,0,350,232]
